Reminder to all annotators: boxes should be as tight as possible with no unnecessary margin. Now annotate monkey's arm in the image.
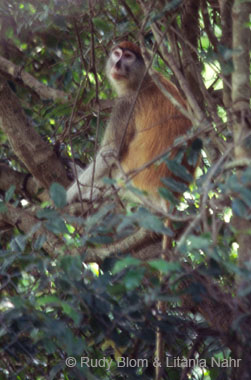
[66,146,118,203]
[66,98,133,203]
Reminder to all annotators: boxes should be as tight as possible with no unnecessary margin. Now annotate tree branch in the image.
[0,163,48,202]
[0,204,74,257]
[0,55,68,102]
[0,81,70,189]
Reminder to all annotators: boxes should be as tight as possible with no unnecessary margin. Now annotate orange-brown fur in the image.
[120,71,192,200]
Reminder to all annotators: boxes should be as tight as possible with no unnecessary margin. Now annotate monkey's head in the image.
[106,41,146,96]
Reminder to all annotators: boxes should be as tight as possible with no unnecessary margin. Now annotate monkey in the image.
[66,42,201,379]
[66,41,197,211]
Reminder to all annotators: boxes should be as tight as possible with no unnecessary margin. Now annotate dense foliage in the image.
[0,1,250,379]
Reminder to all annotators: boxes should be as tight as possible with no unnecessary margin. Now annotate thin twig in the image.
[89,1,100,202]
[175,143,234,253]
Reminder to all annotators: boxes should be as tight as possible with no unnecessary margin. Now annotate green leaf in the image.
[49,183,67,208]
[239,188,251,208]
[37,208,58,219]
[85,204,115,229]
[10,235,27,252]
[87,235,113,245]
[36,296,81,325]
[188,235,211,250]
[158,187,179,205]
[49,362,65,380]
[42,339,57,355]
[60,256,82,279]
[45,218,69,234]
[150,0,182,22]
[232,199,249,218]
[137,210,163,232]
[228,177,251,206]
[148,259,180,274]
[161,177,188,194]
[0,201,7,213]
[44,103,71,118]
[5,185,15,202]
[102,177,117,185]
[123,268,145,290]
[164,159,193,182]
[112,256,141,274]
[126,184,147,196]
[93,16,113,33]
[135,208,173,236]
[9,296,26,308]
[34,234,46,250]
[242,167,251,184]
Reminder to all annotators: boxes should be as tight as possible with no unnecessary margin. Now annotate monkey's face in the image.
[109,47,136,80]
[106,44,145,96]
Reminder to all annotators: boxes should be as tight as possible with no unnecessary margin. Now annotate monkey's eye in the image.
[124,52,134,60]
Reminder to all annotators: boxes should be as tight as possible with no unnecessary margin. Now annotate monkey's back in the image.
[121,74,192,201]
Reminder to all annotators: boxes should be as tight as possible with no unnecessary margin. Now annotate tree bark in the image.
[231,0,251,272]
[0,81,70,190]
[231,1,251,378]
[0,203,77,257]
[0,164,48,201]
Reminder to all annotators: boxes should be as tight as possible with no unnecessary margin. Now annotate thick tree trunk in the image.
[231,0,251,279]
[231,1,251,378]
[0,81,70,190]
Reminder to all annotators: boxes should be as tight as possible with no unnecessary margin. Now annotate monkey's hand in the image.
[66,147,118,204]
